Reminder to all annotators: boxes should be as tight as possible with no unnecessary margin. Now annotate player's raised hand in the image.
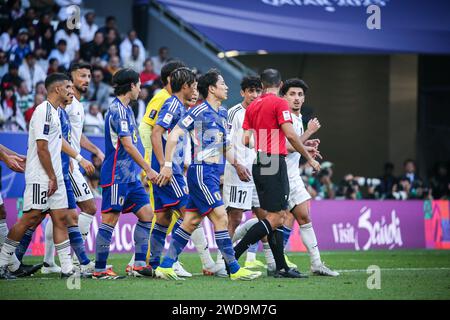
[48,176,58,197]
[307,118,321,134]
[156,166,172,187]
[304,139,320,148]
[80,159,95,176]
[234,163,251,182]
[305,145,322,160]
[5,154,26,173]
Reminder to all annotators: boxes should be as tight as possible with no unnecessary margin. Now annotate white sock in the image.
[0,239,18,267]
[128,254,135,267]
[300,222,322,267]
[232,218,259,242]
[263,242,275,266]
[55,240,73,274]
[44,219,56,266]
[216,251,224,265]
[78,212,94,241]
[246,251,256,262]
[0,219,8,249]
[191,226,215,268]
[8,254,21,272]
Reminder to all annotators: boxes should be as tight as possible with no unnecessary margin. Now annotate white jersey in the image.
[65,96,85,154]
[286,113,304,181]
[25,101,63,184]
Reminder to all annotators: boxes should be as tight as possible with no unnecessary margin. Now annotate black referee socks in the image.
[268,228,289,271]
[234,219,272,260]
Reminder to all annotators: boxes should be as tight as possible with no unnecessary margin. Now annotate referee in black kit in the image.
[234,69,321,278]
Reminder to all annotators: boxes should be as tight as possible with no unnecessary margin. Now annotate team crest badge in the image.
[214,192,222,201]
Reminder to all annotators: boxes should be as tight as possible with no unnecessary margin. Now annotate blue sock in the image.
[95,223,114,272]
[248,242,259,254]
[160,226,190,268]
[215,230,240,274]
[15,228,35,262]
[149,223,168,269]
[134,220,152,267]
[283,226,292,248]
[68,226,90,265]
[172,218,183,235]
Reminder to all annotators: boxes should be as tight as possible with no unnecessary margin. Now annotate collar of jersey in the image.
[171,94,184,108]
[114,96,130,110]
[203,99,221,116]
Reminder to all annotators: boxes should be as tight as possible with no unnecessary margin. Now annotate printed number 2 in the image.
[41,191,48,204]
[238,190,247,204]
[82,183,91,195]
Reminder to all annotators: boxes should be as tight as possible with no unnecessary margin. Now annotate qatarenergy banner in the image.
[3,199,449,256]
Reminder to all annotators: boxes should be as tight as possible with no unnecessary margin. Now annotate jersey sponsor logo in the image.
[181,115,194,127]
[162,113,173,125]
[283,110,292,121]
[43,124,50,135]
[149,109,157,119]
[121,120,129,132]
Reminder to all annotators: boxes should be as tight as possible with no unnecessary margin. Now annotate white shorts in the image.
[0,193,3,206]
[288,177,311,211]
[69,165,94,203]
[23,181,68,212]
[223,184,260,210]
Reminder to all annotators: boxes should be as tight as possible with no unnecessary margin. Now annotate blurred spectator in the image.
[104,28,121,50]
[81,31,107,63]
[151,46,170,76]
[80,12,98,43]
[0,82,26,131]
[101,44,119,66]
[9,28,31,66]
[15,7,37,31]
[15,80,33,113]
[103,55,121,84]
[48,39,71,70]
[87,67,111,112]
[8,0,25,24]
[311,161,336,199]
[37,25,55,59]
[55,22,80,61]
[119,29,145,63]
[55,0,82,21]
[0,26,15,52]
[140,58,158,86]
[399,159,426,199]
[83,103,104,135]
[18,52,46,92]
[47,57,60,74]
[98,16,117,35]
[124,44,144,72]
[27,25,40,52]
[35,80,46,96]
[430,162,449,199]
[1,63,22,87]
[0,50,8,80]
[376,162,398,199]
[24,92,45,127]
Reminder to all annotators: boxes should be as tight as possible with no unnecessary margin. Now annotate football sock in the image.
[282,225,292,248]
[78,212,94,241]
[215,230,240,274]
[268,228,289,271]
[233,218,258,242]
[234,219,272,260]
[172,218,183,235]
[9,253,21,272]
[160,226,190,268]
[246,243,258,262]
[44,218,56,266]
[263,242,276,268]
[0,238,19,267]
[0,219,8,249]
[15,228,35,262]
[191,225,215,268]
[134,220,152,267]
[68,225,90,265]
[55,240,73,274]
[300,222,322,267]
[95,223,114,272]
[149,223,168,269]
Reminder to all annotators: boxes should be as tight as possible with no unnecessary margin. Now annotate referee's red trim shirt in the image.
[242,92,293,156]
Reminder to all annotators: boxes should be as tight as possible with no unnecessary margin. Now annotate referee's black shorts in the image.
[252,152,290,212]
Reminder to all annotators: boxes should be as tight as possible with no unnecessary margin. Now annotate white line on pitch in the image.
[336,267,450,273]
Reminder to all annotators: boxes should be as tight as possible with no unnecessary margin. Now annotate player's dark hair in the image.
[260,68,282,88]
[45,73,70,90]
[197,68,221,99]
[112,68,140,96]
[161,60,186,87]
[280,78,309,96]
[240,76,262,91]
[170,67,196,93]
[69,62,92,74]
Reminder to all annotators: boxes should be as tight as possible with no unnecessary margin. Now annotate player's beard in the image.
[76,84,88,94]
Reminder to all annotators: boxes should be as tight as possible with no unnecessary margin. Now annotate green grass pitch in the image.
[1,249,450,300]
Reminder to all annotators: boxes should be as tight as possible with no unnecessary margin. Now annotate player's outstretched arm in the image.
[36,139,57,197]
[281,122,321,172]
[61,138,95,176]
[157,124,184,186]
[0,145,25,173]
[120,135,157,183]
[80,133,105,162]
[150,124,166,167]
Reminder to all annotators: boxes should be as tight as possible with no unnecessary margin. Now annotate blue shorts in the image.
[153,173,189,213]
[64,178,77,210]
[185,164,223,216]
[101,180,149,214]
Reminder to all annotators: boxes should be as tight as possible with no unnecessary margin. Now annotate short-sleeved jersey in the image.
[58,107,72,180]
[101,97,140,187]
[152,95,186,175]
[243,93,292,155]
[25,101,63,184]
[65,96,85,154]
[177,101,228,165]
[226,103,256,168]
[141,88,171,127]
[285,113,304,181]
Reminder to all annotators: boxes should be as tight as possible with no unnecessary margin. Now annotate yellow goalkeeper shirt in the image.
[141,88,171,127]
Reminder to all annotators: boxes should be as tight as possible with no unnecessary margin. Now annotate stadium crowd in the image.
[0,0,448,202]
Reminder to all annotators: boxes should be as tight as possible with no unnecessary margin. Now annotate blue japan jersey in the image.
[101,97,140,187]
[151,95,186,175]
[177,101,228,165]
[58,107,71,180]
